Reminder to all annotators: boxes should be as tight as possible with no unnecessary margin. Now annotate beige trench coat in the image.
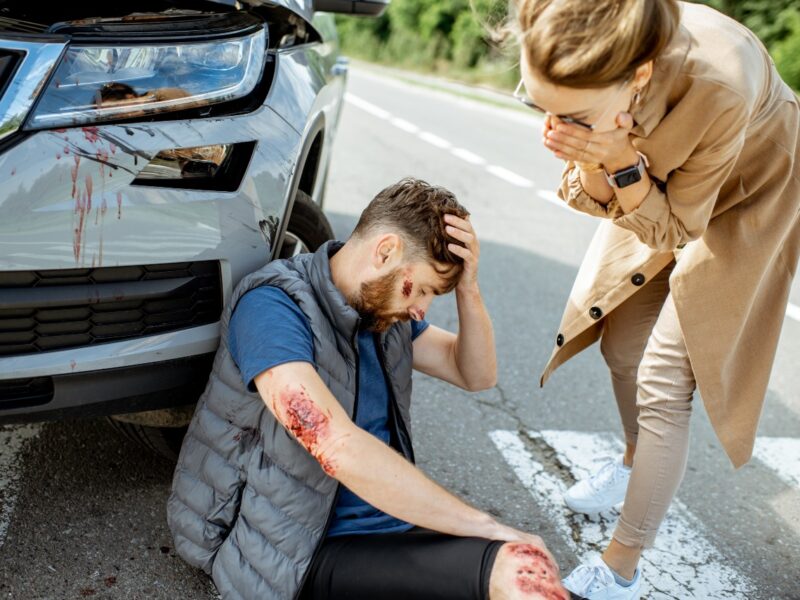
[541,2,800,468]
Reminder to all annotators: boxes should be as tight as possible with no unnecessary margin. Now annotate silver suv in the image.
[0,0,386,457]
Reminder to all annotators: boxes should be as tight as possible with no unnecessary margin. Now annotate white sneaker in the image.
[563,555,642,600]
[563,457,631,515]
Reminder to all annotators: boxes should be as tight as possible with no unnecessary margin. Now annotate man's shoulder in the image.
[235,285,307,322]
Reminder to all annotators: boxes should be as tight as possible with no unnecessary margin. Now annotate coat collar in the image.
[630,23,693,139]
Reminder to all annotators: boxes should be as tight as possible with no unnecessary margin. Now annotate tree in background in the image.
[706,0,800,90]
[335,0,800,92]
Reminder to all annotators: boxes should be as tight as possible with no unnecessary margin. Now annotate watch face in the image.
[614,165,642,188]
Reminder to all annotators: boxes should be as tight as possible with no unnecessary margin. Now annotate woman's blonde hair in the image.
[509,0,680,88]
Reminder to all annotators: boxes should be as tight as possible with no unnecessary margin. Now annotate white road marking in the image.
[486,165,534,188]
[346,93,541,192]
[536,190,590,217]
[753,436,800,488]
[351,65,544,129]
[786,302,800,323]
[418,131,452,149]
[490,430,578,546]
[0,424,41,550]
[451,147,486,165]
[389,117,419,133]
[344,93,390,119]
[490,429,756,600]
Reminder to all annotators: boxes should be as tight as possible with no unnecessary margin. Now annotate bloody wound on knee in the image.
[277,385,337,475]
[506,544,567,600]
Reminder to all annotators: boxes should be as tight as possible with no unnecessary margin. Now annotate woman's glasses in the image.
[513,78,631,131]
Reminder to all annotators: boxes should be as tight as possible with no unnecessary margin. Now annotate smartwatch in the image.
[605,154,647,189]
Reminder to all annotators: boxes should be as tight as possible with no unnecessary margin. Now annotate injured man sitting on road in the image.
[168,177,573,600]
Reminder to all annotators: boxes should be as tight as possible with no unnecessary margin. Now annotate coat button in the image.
[589,306,603,320]
[556,333,564,347]
[631,273,645,286]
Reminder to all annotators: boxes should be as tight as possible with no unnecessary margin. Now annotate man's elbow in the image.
[464,371,497,392]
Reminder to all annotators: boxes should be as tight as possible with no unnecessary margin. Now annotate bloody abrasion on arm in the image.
[274,384,339,476]
[508,544,569,600]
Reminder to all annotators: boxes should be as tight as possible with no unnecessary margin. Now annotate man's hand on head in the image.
[443,213,480,293]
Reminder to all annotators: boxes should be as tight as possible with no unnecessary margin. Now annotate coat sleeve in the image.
[612,97,748,251]
[557,162,623,218]
[557,91,749,252]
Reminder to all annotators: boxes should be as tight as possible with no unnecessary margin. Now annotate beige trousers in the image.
[600,262,697,549]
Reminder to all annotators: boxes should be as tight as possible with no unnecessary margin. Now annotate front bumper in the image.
[0,353,214,423]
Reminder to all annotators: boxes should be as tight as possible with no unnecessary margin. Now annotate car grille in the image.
[0,261,222,357]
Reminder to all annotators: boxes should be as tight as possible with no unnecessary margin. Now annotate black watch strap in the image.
[605,155,646,189]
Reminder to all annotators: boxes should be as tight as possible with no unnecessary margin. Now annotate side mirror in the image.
[312,0,389,16]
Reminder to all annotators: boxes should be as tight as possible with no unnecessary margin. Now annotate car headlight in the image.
[25,25,265,129]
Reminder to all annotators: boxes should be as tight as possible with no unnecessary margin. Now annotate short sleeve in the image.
[228,286,315,392]
[410,319,430,341]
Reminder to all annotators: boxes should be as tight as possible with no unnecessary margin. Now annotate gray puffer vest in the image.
[167,241,415,600]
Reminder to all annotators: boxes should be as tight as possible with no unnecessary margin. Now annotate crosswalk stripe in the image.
[489,429,756,599]
[752,436,800,488]
[0,424,41,550]
[787,302,800,323]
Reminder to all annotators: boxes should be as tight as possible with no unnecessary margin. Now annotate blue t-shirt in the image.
[228,285,429,537]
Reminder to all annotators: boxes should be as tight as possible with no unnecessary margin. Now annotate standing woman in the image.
[511,0,800,597]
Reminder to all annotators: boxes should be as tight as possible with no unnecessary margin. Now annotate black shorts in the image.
[300,527,585,600]
[299,527,503,600]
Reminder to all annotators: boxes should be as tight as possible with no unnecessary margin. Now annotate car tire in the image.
[106,188,334,461]
[277,189,334,259]
[106,415,189,461]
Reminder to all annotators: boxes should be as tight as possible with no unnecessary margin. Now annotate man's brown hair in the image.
[352,177,470,293]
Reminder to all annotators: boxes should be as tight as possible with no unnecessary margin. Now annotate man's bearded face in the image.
[350,267,410,333]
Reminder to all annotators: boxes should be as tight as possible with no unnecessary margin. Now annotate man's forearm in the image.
[332,424,504,539]
[452,284,496,390]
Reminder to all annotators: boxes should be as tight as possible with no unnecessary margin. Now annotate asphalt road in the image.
[1,62,799,600]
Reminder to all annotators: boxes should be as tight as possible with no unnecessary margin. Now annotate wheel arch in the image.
[271,111,327,261]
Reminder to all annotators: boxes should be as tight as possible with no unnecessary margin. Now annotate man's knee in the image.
[488,542,568,600]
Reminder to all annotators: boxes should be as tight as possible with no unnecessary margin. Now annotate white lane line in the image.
[451,147,486,165]
[345,93,539,191]
[418,131,452,149]
[351,65,544,129]
[344,93,391,119]
[389,117,419,133]
[0,424,41,550]
[486,165,534,188]
[787,302,800,323]
[753,436,800,488]
[490,429,755,600]
[536,190,589,217]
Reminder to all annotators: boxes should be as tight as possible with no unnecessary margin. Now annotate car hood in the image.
[207,0,314,24]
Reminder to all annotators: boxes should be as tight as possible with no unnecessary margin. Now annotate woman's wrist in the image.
[603,146,640,174]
